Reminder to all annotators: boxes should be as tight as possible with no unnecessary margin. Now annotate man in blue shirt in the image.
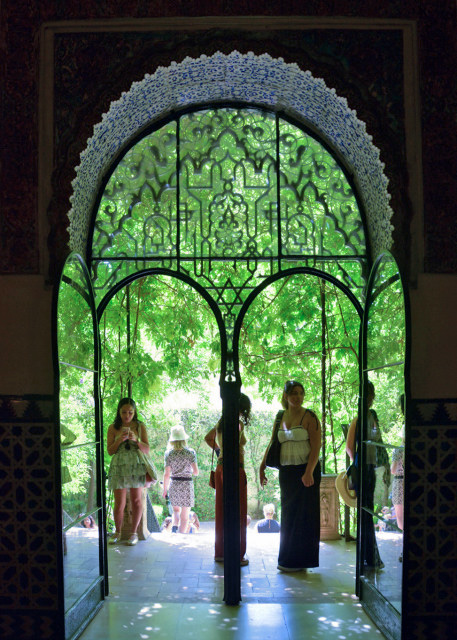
[257,504,281,533]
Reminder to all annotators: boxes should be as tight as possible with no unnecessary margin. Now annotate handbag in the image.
[137,449,158,488]
[209,469,216,489]
[136,423,158,488]
[265,410,284,470]
[346,461,358,493]
[209,433,216,489]
[376,444,390,468]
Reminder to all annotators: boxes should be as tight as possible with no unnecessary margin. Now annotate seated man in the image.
[256,504,280,533]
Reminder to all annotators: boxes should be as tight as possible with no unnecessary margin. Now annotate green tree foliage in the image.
[100,276,220,405]
[57,109,406,533]
[57,257,99,525]
[240,274,361,474]
[58,260,406,530]
[98,272,364,522]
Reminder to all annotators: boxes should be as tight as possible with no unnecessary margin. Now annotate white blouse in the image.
[278,427,311,466]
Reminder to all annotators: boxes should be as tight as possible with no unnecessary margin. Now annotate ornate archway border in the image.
[68,50,393,257]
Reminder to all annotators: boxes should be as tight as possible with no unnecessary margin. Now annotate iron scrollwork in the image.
[91,107,368,378]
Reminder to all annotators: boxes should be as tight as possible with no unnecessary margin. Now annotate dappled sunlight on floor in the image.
[80,601,384,639]
[80,521,385,639]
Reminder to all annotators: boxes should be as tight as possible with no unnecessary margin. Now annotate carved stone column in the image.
[320,474,341,540]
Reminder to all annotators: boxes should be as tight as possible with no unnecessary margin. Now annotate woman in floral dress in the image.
[162,426,199,533]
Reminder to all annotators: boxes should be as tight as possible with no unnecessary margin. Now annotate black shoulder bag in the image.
[209,432,217,489]
[265,410,284,470]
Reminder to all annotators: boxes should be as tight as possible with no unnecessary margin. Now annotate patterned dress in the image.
[108,423,147,490]
[391,447,404,505]
[164,447,197,507]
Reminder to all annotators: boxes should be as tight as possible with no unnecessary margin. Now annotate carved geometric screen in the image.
[91,107,368,373]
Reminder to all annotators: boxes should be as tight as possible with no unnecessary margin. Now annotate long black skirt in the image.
[362,464,383,568]
[278,462,321,569]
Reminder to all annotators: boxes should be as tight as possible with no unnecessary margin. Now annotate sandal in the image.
[108,534,121,545]
[127,533,138,546]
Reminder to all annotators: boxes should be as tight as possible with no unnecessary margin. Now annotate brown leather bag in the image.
[209,433,216,488]
[209,469,216,489]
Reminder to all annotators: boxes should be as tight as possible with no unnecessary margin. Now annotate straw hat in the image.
[335,471,357,508]
[169,425,189,442]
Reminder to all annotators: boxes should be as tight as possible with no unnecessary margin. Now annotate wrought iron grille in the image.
[91,107,368,379]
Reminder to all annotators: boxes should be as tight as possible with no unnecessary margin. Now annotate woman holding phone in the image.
[107,397,150,546]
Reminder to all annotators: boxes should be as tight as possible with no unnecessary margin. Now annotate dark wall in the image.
[1,3,457,640]
[1,2,457,277]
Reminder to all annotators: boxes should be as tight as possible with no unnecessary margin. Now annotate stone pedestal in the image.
[120,488,150,541]
[320,473,341,540]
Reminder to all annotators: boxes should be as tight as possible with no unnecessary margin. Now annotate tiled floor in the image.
[79,522,386,639]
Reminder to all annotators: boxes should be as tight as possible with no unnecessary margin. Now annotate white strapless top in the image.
[278,427,311,465]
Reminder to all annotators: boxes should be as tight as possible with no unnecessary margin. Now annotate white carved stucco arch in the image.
[68,51,393,257]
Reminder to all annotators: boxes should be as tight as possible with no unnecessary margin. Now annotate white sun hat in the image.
[335,470,357,509]
[169,425,189,442]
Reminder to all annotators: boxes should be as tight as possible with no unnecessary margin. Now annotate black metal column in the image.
[221,380,241,605]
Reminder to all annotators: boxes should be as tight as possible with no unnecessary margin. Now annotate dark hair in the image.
[239,393,252,427]
[366,381,375,398]
[80,514,95,528]
[281,380,305,409]
[113,397,138,430]
[216,393,251,432]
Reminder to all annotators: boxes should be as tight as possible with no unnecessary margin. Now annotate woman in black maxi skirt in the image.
[260,380,322,572]
[278,461,321,569]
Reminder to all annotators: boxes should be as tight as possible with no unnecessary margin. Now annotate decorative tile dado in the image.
[410,399,457,426]
[406,618,457,640]
[0,395,58,612]
[0,612,61,640]
[406,397,457,624]
[0,395,54,423]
